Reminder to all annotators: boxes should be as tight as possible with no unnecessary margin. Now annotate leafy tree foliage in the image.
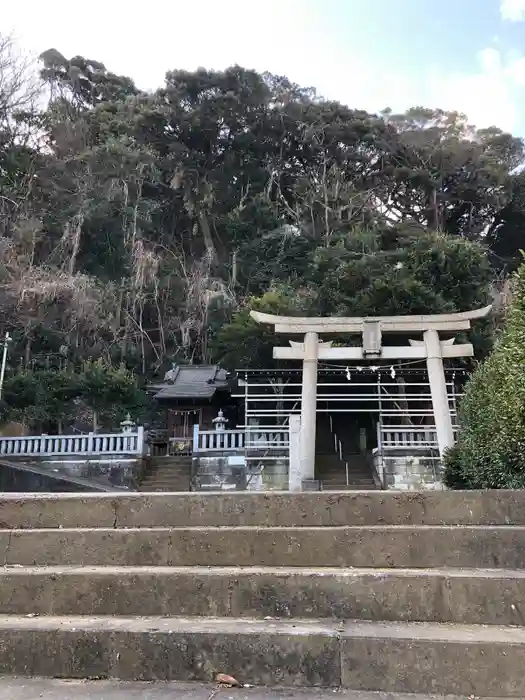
[77,360,145,430]
[443,262,525,488]
[214,228,491,368]
[1,363,145,432]
[0,35,522,388]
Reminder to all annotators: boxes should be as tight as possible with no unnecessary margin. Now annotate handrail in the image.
[327,417,348,485]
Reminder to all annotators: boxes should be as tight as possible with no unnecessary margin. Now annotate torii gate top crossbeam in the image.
[250,306,492,335]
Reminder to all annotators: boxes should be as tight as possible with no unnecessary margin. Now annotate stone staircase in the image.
[0,490,525,695]
[316,453,376,490]
[138,456,191,492]
[315,415,376,489]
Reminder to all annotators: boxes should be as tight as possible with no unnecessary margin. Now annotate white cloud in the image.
[1,1,525,134]
[506,57,525,84]
[423,48,525,133]
[501,0,525,21]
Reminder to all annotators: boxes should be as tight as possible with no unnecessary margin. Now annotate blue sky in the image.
[4,0,525,134]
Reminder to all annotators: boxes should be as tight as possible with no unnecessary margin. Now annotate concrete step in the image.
[139,487,190,492]
[140,482,189,488]
[4,491,525,529]
[146,463,192,469]
[143,470,190,477]
[138,464,191,492]
[0,680,507,700]
[2,526,525,567]
[140,476,190,483]
[321,481,376,487]
[321,477,375,484]
[0,614,523,695]
[320,476,375,482]
[140,478,190,486]
[138,474,190,484]
[322,485,377,491]
[319,468,371,474]
[139,483,190,489]
[1,565,525,625]
[0,679,507,700]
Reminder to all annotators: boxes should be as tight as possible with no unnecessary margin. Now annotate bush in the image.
[442,444,468,489]
[449,262,525,488]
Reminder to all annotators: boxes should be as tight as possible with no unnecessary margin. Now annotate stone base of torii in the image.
[251,307,491,488]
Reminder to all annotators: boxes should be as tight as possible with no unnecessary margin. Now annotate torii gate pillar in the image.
[424,329,455,455]
[301,332,319,480]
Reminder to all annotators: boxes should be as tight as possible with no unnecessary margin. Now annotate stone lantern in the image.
[120,414,135,434]
[212,409,228,432]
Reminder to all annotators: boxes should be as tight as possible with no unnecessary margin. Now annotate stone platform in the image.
[0,491,523,696]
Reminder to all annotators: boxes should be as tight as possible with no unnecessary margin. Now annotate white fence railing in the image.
[193,428,245,453]
[379,424,459,451]
[381,427,438,449]
[193,425,290,454]
[0,427,145,458]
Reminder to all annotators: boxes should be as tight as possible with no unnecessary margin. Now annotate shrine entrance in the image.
[234,363,460,489]
[250,306,490,489]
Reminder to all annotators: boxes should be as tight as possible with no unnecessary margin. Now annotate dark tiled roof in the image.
[152,365,230,400]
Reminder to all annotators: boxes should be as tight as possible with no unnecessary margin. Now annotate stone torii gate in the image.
[251,306,491,483]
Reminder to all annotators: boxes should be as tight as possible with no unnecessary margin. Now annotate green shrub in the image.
[449,262,525,488]
[442,444,469,489]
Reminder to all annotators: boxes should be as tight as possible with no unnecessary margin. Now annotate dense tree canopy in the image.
[0,36,522,379]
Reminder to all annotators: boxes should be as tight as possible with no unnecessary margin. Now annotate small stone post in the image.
[288,414,302,491]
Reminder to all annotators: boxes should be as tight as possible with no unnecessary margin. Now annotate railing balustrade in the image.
[193,426,290,453]
[379,425,458,450]
[0,427,144,458]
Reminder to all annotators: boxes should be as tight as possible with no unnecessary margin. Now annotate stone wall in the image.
[373,449,443,491]
[0,463,94,492]
[0,455,145,492]
[192,454,288,491]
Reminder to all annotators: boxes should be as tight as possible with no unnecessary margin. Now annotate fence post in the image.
[136,426,145,454]
[87,432,94,455]
[192,424,200,454]
[288,414,302,491]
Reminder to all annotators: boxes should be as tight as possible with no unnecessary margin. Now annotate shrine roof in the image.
[150,365,230,401]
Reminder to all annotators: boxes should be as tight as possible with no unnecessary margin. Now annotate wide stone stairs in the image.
[0,491,525,695]
[138,456,191,492]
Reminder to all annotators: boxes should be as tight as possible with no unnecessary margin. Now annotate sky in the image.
[3,0,525,134]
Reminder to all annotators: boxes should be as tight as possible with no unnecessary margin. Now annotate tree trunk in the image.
[68,211,85,276]
[199,210,216,261]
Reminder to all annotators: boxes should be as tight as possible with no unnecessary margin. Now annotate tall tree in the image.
[0,35,517,380]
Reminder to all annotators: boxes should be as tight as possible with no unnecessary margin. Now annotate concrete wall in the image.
[5,456,143,491]
[0,463,92,492]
